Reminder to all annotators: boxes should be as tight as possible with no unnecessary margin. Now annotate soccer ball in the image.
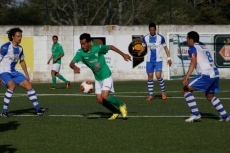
[80,81,94,93]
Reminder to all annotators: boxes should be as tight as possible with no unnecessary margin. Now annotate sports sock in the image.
[184,92,200,115]
[157,78,165,92]
[2,89,13,113]
[52,76,57,87]
[57,74,68,83]
[102,100,120,113]
[107,95,123,107]
[27,89,41,111]
[211,97,228,119]
[147,80,154,96]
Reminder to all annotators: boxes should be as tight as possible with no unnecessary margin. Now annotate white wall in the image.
[0,25,230,82]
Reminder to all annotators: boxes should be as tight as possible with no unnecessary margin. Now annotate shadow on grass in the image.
[183,112,220,121]
[81,111,128,120]
[200,112,220,120]
[0,145,17,153]
[0,121,20,132]
[9,108,37,115]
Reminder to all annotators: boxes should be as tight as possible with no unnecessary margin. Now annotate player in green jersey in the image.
[47,35,70,89]
[70,33,131,120]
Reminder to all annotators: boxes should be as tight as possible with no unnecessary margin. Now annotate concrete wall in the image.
[0,25,230,82]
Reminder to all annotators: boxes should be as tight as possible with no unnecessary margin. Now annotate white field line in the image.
[12,114,218,118]
[0,93,229,99]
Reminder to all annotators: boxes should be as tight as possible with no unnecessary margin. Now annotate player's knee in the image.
[206,94,214,102]
[182,86,190,94]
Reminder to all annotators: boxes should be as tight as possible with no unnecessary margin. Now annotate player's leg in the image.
[182,75,207,122]
[95,80,120,120]
[1,72,16,117]
[16,72,48,115]
[50,63,60,89]
[54,63,70,89]
[102,76,127,118]
[155,61,166,100]
[206,78,229,121]
[146,62,154,100]
[182,85,201,122]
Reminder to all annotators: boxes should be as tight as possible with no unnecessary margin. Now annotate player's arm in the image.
[53,53,64,63]
[109,45,131,61]
[138,46,146,56]
[69,61,80,74]
[183,55,197,86]
[47,55,53,64]
[20,59,30,81]
[164,46,172,66]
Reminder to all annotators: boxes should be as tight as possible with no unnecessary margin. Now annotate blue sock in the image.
[27,89,41,111]
[211,97,228,119]
[157,78,165,92]
[147,80,154,96]
[2,89,13,113]
[184,92,200,115]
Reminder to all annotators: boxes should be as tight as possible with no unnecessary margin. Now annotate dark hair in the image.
[149,23,156,29]
[7,28,23,41]
[52,35,58,39]
[80,33,91,42]
[187,31,199,42]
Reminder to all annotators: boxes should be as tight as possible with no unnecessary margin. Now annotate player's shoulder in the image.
[156,33,165,39]
[143,34,150,39]
[1,42,11,48]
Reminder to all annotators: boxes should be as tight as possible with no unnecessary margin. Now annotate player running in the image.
[70,33,131,120]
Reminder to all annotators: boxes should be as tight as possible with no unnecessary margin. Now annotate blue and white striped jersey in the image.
[142,33,167,62]
[0,42,24,73]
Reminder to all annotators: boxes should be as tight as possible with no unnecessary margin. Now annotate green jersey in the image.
[52,42,64,64]
[73,45,111,81]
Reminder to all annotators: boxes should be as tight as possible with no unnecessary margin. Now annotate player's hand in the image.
[74,66,80,74]
[123,54,132,61]
[182,76,189,86]
[47,60,50,64]
[53,59,57,63]
[167,59,172,66]
[137,51,143,56]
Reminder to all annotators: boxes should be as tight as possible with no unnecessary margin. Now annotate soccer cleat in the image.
[66,81,70,89]
[37,108,48,116]
[162,92,167,100]
[219,116,230,122]
[146,95,154,101]
[50,86,56,90]
[185,114,201,122]
[108,114,119,120]
[119,104,127,118]
[1,112,9,118]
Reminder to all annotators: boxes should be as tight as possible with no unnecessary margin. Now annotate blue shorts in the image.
[189,74,219,93]
[0,71,27,86]
[146,61,162,73]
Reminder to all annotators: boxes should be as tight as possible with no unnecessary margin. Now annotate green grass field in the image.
[0,80,230,153]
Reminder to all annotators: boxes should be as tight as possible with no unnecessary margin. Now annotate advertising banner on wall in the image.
[168,33,230,79]
[0,36,34,73]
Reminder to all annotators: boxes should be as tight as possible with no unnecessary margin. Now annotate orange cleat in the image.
[162,92,167,100]
[146,95,154,101]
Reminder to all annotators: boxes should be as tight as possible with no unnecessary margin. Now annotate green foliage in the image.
[0,0,229,25]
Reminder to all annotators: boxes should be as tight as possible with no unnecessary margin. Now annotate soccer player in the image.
[47,35,70,89]
[138,23,172,101]
[69,33,131,120]
[0,28,48,117]
[182,31,230,122]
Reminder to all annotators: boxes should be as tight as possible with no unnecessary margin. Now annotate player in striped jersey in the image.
[138,23,172,101]
[182,31,229,122]
[0,28,48,117]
